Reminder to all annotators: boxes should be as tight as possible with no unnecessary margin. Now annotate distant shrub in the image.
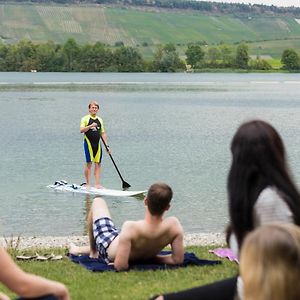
[281,49,300,70]
[114,41,124,47]
[249,57,272,70]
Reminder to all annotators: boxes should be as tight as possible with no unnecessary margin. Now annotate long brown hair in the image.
[228,120,300,247]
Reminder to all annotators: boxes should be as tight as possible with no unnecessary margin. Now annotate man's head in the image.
[146,182,173,215]
[88,100,99,116]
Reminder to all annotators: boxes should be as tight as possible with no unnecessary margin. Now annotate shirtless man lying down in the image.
[69,182,184,271]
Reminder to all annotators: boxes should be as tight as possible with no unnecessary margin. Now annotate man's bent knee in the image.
[92,197,110,218]
[93,197,106,206]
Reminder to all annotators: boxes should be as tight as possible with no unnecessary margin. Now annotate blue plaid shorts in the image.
[93,217,119,263]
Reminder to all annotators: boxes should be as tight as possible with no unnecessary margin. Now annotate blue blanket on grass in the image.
[68,251,221,272]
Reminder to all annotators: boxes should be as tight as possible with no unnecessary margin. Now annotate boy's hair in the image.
[147,182,173,215]
[88,101,99,109]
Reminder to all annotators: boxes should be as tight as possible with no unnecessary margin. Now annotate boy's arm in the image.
[101,132,111,153]
[80,122,97,133]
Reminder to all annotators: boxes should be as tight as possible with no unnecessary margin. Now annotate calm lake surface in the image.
[1,72,300,236]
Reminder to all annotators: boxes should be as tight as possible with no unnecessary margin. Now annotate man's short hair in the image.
[89,101,99,109]
[147,182,173,215]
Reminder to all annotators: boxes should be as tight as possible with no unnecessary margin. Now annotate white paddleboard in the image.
[47,181,146,197]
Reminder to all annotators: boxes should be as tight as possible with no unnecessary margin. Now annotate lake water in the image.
[1,72,300,236]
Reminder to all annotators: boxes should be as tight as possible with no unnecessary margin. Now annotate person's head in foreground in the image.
[146,182,173,215]
[240,223,300,300]
[228,119,300,246]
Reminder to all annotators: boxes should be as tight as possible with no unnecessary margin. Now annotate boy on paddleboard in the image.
[80,100,110,188]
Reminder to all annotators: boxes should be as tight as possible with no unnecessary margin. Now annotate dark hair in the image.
[228,120,300,247]
[147,183,173,215]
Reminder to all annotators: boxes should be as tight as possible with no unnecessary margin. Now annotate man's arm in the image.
[113,223,132,271]
[155,219,184,265]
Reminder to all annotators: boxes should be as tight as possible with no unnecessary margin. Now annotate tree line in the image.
[0,38,299,72]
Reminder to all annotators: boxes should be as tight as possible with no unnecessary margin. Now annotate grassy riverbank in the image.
[0,246,237,300]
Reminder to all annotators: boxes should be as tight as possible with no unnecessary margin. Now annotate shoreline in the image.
[0,233,226,249]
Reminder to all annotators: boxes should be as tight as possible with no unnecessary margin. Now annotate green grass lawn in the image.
[248,38,300,58]
[0,246,238,300]
[267,58,283,69]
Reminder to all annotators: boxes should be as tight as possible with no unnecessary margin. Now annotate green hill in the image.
[1,3,300,58]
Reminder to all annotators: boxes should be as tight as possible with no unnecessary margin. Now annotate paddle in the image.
[100,136,131,189]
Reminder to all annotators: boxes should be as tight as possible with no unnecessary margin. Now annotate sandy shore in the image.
[0,233,226,249]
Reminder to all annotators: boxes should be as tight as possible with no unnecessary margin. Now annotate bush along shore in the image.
[1,38,300,72]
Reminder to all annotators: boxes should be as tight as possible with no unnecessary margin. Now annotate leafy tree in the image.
[2,45,18,71]
[15,40,37,71]
[185,44,205,69]
[114,46,144,72]
[207,46,221,66]
[163,43,176,53]
[62,38,80,71]
[35,41,63,71]
[219,44,234,67]
[235,43,249,69]
[152,43,185,72]
[0,43,9,71]
[281,49,300,70]
[80,42,113,72]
